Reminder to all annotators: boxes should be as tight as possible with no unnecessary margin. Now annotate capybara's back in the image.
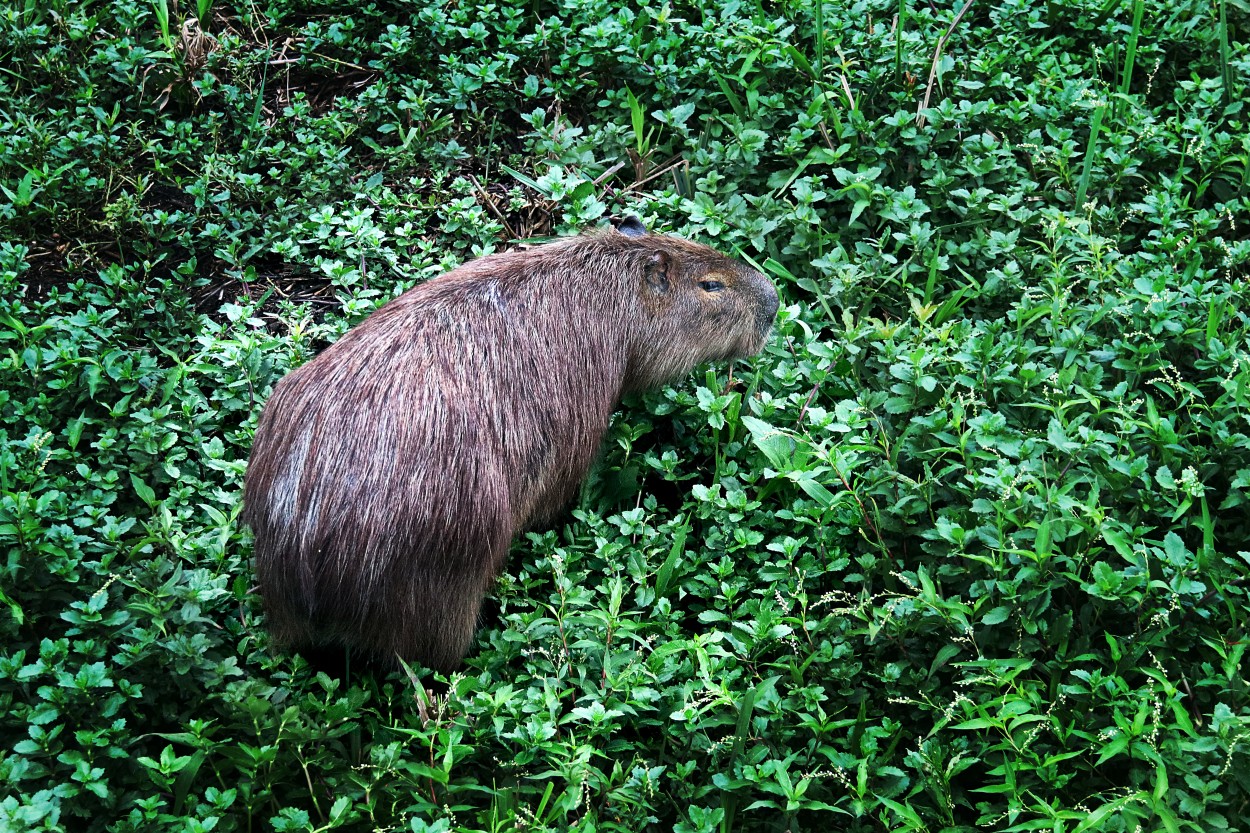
[243,218,779,671]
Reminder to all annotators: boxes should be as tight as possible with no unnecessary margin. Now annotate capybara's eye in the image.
[699,280,725,292]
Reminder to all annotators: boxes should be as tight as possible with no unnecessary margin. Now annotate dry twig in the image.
[916,0,975,128]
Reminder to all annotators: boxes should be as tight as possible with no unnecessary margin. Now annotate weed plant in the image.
[1,0,1248,830]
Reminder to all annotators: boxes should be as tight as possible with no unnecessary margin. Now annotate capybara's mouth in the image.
[732,323,774,360]
[754,311,778,350]
[752,325,775,355]
[754,278,780,346]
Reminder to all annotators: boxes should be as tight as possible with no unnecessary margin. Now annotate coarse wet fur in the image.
[242,217,779,672]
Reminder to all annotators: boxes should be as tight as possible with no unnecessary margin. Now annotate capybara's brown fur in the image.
[242,217,779,671]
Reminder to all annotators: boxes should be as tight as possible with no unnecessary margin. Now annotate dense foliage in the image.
[2,0,1249,829]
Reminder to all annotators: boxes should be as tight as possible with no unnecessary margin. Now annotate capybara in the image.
[242,216,779,671]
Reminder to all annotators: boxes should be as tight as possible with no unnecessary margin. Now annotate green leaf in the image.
[714,71,746,119]
[795,475,836,507]
[981,606,1012,625]
[1095,734,1129,765]
[67,414,87,450]
[130,474,156,507]
[741,416,797,470]
[848,197,871,226]
[655,520,688,598]
[1155,465,1176,489]
[499,163,547,195]
[1074,793,1152,833]
[626,87,644,153]
[928,643,961,678]
[783,44,813,76]
[172,750,206,815]
[1101,527,1134,560]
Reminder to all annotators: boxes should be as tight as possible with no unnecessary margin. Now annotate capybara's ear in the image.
[612,215,648,238]
[643,250,669,293]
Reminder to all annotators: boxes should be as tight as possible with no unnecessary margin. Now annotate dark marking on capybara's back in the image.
[243,218,779,671]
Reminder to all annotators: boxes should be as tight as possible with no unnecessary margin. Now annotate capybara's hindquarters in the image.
[247,405,514,671]
[254,524,507,672]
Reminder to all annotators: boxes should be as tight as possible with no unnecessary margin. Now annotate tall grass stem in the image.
[1075,103,1106,210]
[1114,0,1145,120]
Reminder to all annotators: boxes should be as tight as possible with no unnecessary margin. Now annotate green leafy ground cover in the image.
[2,0,1249,829]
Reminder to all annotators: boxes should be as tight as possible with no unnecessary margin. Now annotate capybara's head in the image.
[607,216,780,391]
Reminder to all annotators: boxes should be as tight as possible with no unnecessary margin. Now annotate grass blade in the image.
[625,87,645,156]
[1075,103,1106,210]
[152,0,173,52]
[714,71,746,120]
[500,163,548,195]
[895,0,906,83]
[1114,0,1145,120]
[721,677,774,833]
[1218,0,1232,110]
[654,518,688,598]
[916,0,975,128]
[814,0,825,79]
